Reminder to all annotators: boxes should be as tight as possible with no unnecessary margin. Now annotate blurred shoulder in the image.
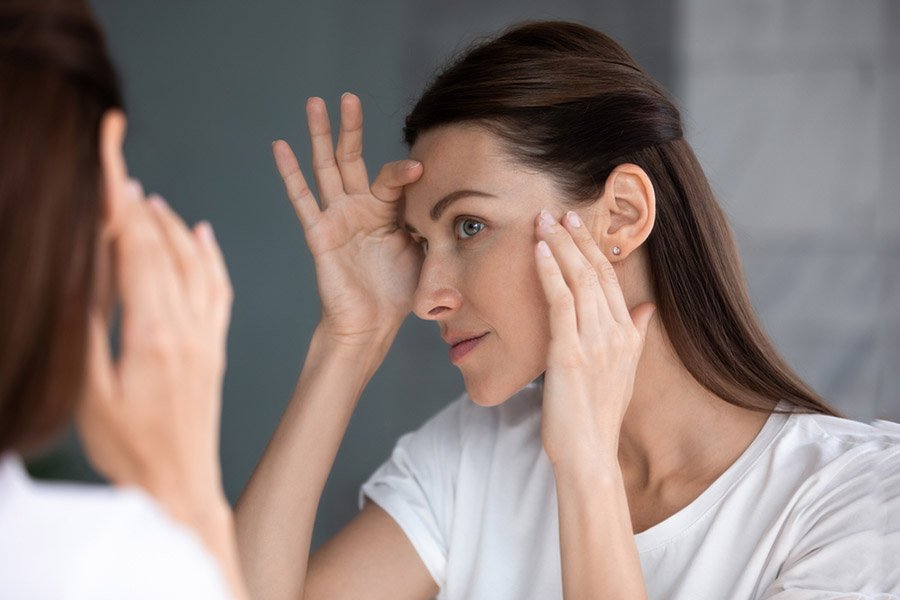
[0,454,230,599]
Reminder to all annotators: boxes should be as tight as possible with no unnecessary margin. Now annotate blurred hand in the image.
[273,93,424,347]
[77,179,233,521]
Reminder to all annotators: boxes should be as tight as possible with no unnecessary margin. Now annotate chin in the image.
[462,368,543,407]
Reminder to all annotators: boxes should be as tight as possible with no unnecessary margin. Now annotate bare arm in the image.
[235,94,427,599]
[305,502,438,599]
[534,208,654,598]
[235,326,392,599]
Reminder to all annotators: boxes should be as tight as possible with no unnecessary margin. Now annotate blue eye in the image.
[455,218,485,239]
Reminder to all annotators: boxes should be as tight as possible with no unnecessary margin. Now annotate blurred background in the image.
[29,0,899,550]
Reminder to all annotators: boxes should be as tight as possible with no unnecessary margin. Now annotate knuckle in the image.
[313,154,338,170]
[289,179,312,199]
[607,329,627,352]
[552,290,575,312]
[598,260,618,282]
[337,148,362,164]
[377,163,394,179]
[136,325,178,360]
[551,347,585,370]
[576,265,600,289]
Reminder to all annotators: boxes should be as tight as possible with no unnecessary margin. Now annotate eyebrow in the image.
[405,189,498,234]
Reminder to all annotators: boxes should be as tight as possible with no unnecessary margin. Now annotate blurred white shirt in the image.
[0,453,232,599]
[361,384,900,600]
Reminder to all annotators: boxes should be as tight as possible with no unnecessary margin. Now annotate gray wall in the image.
[31,0,895,550]
[678,0,900,422]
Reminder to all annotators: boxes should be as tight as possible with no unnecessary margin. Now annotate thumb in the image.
[369,160,423,203]
[630,302,657,344]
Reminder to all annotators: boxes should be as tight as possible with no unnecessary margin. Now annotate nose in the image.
[412,254,463,321]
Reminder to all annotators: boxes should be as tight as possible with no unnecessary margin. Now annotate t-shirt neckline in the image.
[633,403,792,553]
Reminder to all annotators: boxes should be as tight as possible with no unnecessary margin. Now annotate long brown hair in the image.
[404,21,839,417]
[0,0,124,454]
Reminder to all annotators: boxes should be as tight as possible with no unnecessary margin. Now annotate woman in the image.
[0,1,247,598]
[237,21,900,599]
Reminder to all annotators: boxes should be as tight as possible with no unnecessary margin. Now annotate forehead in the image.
[403,125,522,217]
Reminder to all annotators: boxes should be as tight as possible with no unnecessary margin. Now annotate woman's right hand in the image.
[77,179,233,523]
[273,93,424,347]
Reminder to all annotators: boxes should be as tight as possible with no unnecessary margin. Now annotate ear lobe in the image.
[99,109,128,230]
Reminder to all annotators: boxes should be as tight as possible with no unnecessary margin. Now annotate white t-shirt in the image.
[0,453,232,600]
[360,383,900,600]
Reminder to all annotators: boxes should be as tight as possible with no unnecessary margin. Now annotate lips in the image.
[447,332,488,364]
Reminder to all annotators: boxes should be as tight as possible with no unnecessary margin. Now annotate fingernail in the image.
[148,195,168,211]
[566,211,582,228]
[126,179,143,201]
[404,160,422,170]
[196,221,215,244]
[539,209,555,229]
[537,240,552,257]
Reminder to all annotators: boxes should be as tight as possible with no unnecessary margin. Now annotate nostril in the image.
[428,306,448,317]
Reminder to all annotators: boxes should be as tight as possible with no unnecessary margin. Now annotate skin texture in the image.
[77,110,249,600]
[237,95,771,600]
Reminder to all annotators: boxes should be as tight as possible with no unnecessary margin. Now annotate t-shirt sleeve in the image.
[359,397,466,589]
[67,490,234,600]
[760,426,900,599]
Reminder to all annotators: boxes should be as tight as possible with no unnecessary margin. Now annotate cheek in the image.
[504,232,552,339]
[461,233,552,406]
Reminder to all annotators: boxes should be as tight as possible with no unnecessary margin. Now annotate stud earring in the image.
[612,246,622,256]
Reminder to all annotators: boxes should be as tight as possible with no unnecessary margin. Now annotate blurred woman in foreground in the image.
[0,1,246,597]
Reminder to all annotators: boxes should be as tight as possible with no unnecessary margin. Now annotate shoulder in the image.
[778,410,900,469]
[762,410,900,532]
[0,456,230,599]
[757,414,900,594]
[73,489,231,599]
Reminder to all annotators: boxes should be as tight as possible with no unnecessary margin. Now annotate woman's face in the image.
[404,124,575,406]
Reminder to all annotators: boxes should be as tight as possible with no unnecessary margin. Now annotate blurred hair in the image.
[405,21,839,417]
[0,0,123,454]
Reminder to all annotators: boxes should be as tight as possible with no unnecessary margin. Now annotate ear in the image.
[99,109,128,233]
[590,163,656,261]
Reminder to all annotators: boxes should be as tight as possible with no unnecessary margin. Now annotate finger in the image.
[370,159,423,203]
[630,302,657,345]
[145,195,208,313]
[306,97,343,205]
[561,210,631,325]
[83,308,116,410]
[335,93,369,194]
[535,210,603,335]
[272,140,321,232]
[534,239,579,346]
[192,221,234,333]
[116,200,187,348]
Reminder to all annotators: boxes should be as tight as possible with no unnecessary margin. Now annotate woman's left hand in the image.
[533,209,656,469]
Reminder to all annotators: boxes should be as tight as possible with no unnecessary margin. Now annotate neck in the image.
[616,319,770,489]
